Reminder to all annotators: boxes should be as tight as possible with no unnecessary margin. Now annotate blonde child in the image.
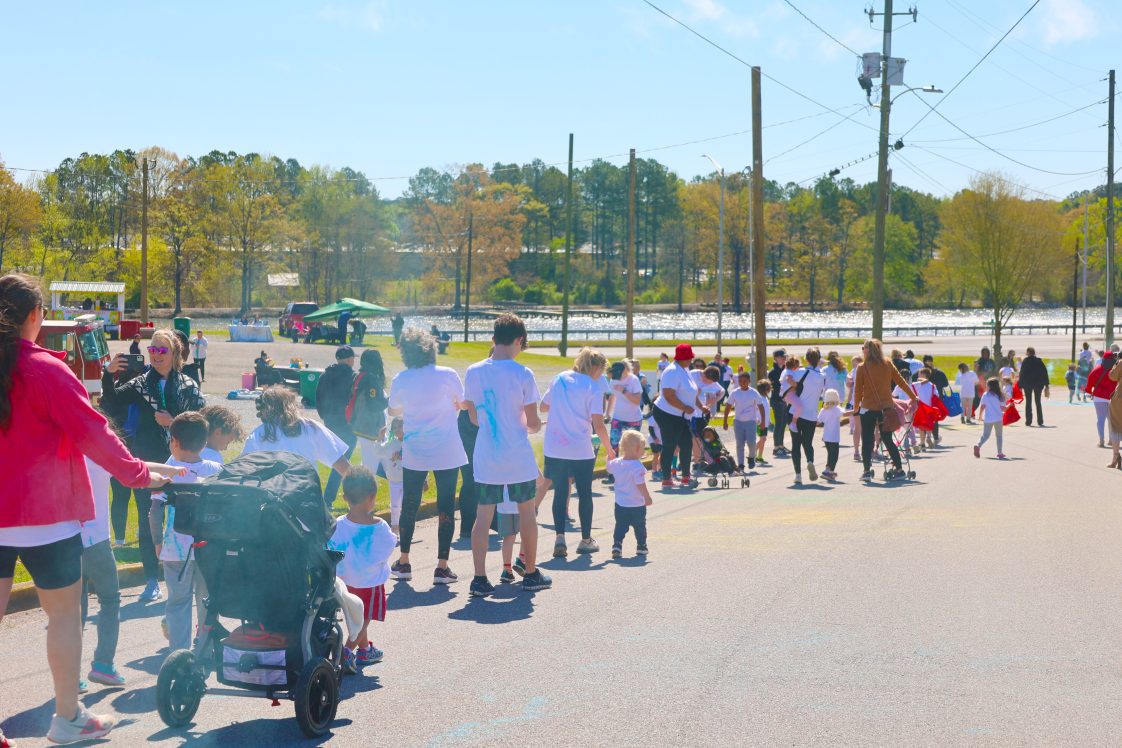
[955,363,978,424]
[815,389,843,480]
[607,430,653,558]
[974,378,1008,459]
[327,466,397,672]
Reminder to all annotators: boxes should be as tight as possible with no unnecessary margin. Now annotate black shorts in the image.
[0,534,83,590]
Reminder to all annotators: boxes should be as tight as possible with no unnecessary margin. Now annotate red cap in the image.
[674,343,695,361]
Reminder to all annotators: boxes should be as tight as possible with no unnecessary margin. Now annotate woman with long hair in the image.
[0,273,175,744]
[242,386,353,481]
[351,348,389,461]
[852,339,916,482]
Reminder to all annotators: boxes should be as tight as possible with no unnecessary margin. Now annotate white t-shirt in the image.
[646,414,662,445]
[80,458,112,548]
[152,457,223,562]
[328,517,396,588]
[656,363,699,417]
[905,358,923,377]
[792,367,825,421]
[979,392,1004,424]
[607,458,648,508]
[542,370,602,460]
[698,379,724,410]
[200,447,224,464]
[366,435,404,482]
[464,358,540,485]
[496,486,518,516]
[955,370,979,397]
[388,364,467,471]
[913,380,937,406]
[816,406,842,443]
[611,374,644,423]
[243,420,348,469]
[892,384,909,401]
[726,387,765,422]
[191,337,208,360]
[999,366,1015,381]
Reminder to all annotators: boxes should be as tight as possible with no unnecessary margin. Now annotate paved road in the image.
[4,399,1120,746]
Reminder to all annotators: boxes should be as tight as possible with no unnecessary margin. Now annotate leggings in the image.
[550,458,595,539]
[653,407,693,479]
[732,420,757,466]
[790,417,817,473]
[825,441,840,471]
[860,410,902,471]
[771,400,789,448]
[400,467,459,559]
[1094,400,1110,443]
[978,421,1003,453]
[1023,385,1044,425]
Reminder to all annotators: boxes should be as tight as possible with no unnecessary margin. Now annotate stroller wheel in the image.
[707,478,718,488]
[741,478,750,488]
[908,471,916,480]
[156,649,204,728]
[295,656,340,737]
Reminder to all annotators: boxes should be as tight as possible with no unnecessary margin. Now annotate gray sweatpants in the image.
[732,420,758,467]
[163,559,208,653]
[81,540,121,666]
[977,421,1003,454]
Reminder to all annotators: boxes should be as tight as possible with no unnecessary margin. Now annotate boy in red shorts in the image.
[327,466,397,673]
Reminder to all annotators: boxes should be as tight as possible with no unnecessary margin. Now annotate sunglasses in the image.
[147,346,170,355]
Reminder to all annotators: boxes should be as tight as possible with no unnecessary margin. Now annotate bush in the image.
[522,281,559,305]
[490,277,523,302]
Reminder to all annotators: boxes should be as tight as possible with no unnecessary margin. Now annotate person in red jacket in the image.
[0,273,179,745]
[1085,351,1119,448]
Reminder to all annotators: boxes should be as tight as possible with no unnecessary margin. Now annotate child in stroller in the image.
[695,426,749,488]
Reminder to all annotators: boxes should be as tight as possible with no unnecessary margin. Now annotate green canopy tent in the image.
[302,298,392,322]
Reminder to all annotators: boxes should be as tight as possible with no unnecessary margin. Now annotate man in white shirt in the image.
[789,348,826,485]
[191,331,209,382]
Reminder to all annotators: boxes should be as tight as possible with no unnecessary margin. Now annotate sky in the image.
[0,0,1116,201]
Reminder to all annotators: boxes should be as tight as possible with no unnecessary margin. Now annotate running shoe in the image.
[138,579,162,604]
[356,644,383,665]
[793,474,803,485]
[748,458,756,469]
[553,539,568,558]
[512,556,527,577]
[973,445,980,459]
[46,706,116,745]
[0,726,14,748]
[499,568,516,584]
[861,469,874,481]
[341,647,358,674]
[469,576,495,598]
[433,567,458,585]
[661,479,675,490]
[807,464,818,482]
[651,470,664,481]
[521,569,553,591]
[996,453,1007,459]
[853,452,861,462]
[636,544,649,555]
[390,560,412,581]
[88,662,126,687]
[77,679,88,695]
[887,468,906,481]
[576,538,599,554]
[611,545,622,559]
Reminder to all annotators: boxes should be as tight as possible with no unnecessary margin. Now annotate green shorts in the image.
[476,479,537,506]
[496,512,520,538]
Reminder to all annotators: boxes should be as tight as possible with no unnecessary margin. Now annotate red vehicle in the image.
[35,314,113,395]
[279,301,320,338]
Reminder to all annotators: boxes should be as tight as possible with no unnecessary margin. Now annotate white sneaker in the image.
[806,464,818,481]
[46,706,116,745]
[793,473,803,485]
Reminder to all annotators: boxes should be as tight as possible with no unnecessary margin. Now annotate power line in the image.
[900,0,1042,140]
[910,97,1106,143]
[781,0,860,57]
[766,106,872,165]
[908,144,1064,200]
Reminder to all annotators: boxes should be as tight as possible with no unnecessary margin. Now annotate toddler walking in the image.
[815,389,843,480]
[607,430,653,559]
[364,417,405,536]
[974,378,1008,459]
[955,363,978,424]
[1066,363,1077,403]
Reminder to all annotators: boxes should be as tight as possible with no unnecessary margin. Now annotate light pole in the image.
[703,154,725,354]
[742,166,756,376]
[871,84,941,340]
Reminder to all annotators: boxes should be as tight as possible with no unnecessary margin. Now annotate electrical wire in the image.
[781,0,860,57]
[908,144,1065,200]
[766,106,872,165]
[910,98,1106,144]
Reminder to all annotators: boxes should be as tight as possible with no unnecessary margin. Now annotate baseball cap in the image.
[674,343,695,361]
[773,348,786,358]
[335,345,355,360]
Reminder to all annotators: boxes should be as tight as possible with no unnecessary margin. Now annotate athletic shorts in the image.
[0,534,83,590]
[476,479,536,506]
[346,584,387,622]
[496,513,520,538]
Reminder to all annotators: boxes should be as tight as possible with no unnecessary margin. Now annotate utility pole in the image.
[1073,236,1080,363]
[751,66,768,382]
[463,211,473,343]
[626,148,637,359]
[140,158,150,325]
[869,0,894,341]
[560,133,575,357]
[1083,196,1089,327]
[746,166,755,372]
[1106,68,1116,347]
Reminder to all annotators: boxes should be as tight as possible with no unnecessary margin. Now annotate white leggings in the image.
[977,422,1003,453]
[1094,401,1110,442]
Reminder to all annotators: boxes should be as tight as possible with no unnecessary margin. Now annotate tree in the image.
[154,157,207,314]
[939,173,1065,360]
[0,164,42,271]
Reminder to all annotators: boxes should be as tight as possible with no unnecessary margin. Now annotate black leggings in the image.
[1024,385,1045,425]
[825,441,840,471]
[195,358,206,380]
[653,407,693,479]
[550,457,595,539]
[400,467,459,560]
[790,417,817,473]
[860,410,902,471]
[772,399,789,448]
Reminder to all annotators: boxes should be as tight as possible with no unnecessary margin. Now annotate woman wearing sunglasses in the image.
[101,328,205,604]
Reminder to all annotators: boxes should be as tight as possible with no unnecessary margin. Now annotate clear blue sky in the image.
[0,0,1116,200]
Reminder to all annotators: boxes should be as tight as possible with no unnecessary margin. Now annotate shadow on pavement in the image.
[386,581,457,610]
[447,590,534,624]
[147,717,354,745]
[340,673,382,697]
[1,699,53,742]
[113,684,156,714]
[536,554,609,573]
[611,556,648,568]
[127,652,169,676]
[120,600,168,624]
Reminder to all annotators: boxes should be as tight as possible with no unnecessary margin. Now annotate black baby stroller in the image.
[155,451,346,737]
[694,426,750,489]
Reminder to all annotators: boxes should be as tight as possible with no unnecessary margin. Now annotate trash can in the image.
[173,317,191,337]
[299,369,322,407]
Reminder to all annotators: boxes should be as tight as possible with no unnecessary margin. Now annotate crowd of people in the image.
[3,266,1122,745]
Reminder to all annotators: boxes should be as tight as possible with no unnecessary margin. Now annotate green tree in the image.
[0,164,42,271]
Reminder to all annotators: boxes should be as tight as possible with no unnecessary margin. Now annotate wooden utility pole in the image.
[751,67,767,382]
[626,148,637,359]
[560,134,574,357]
[1106,69,1116,347]
[463,211,473,343]
[870,0,894,340]
[1073,236,1080,363]
[140,158,150,325]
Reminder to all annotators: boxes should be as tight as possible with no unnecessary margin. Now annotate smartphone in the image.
[122,353,146,374]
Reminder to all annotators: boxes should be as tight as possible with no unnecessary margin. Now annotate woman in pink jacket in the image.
[0,273,177,746]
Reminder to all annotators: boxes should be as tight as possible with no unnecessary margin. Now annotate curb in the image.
[6,461,633,616]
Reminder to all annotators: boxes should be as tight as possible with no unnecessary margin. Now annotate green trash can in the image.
[300,369,322,407]
[173,317,191,337]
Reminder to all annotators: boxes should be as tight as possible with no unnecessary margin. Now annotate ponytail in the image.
[0,273,44,429]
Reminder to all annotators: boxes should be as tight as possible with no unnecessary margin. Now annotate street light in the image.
[871,85,943,108]
[702,154,726,355]
[871,84,941,340]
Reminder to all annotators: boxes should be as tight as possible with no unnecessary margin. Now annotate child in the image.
[955,363,979,424]
[815,389,842,480]
[1066,363,1077,403]
[912,369,939,451]
[1000,375,1013,402]
[199,404,245,464]
[607,430,653,558]
[891,380,917,453]
[150,412,223,654]
[781,357,803,433]
[755,380,772,464]
[365,417,405,536]
[328,466,397,672]
[698,427,736,473]
[496,488,520,583]
[647,413,664,480]
[80,459,126,688]
[974,378,1008,459]
[722,372,767,470]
